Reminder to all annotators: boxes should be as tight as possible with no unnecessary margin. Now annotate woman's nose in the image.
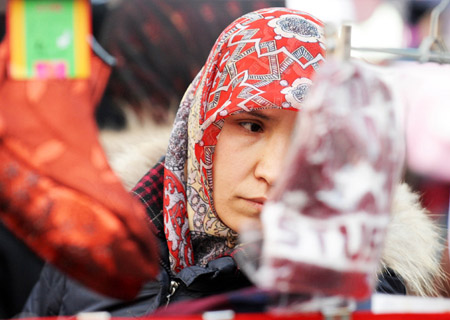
[254,137,290,186]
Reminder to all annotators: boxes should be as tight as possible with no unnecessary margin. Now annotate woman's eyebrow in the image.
[247,110,272,121]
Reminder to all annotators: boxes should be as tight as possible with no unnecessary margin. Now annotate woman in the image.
[22,7,441,317]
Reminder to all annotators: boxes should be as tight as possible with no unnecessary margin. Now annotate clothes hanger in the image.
[337,24,352,61]
[351,0,450,64]
[325,23,352,61]
[91,36,117,67]
[419,0,449,62]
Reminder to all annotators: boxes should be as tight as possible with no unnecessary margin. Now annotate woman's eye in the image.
[240,122,263,133]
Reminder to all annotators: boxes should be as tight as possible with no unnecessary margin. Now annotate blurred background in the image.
[1,0,450,317]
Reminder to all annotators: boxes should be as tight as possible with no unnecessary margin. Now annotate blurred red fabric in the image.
[0,38,159,300]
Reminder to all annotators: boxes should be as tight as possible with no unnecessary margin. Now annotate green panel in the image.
[24,0,75,78]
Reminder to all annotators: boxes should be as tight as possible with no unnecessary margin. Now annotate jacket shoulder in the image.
[23,263,168,316]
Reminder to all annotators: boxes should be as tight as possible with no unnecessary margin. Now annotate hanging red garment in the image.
[0,38,159,300]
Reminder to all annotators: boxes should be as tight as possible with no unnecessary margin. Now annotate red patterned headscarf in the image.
[163,7,326,273]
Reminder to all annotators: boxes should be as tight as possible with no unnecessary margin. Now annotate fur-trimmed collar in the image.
[383,182,444,296]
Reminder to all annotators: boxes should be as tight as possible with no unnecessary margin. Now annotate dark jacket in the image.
[21,159,404,317]
[0,223,43,319]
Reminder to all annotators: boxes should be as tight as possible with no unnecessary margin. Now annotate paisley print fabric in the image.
[163,8,326,273]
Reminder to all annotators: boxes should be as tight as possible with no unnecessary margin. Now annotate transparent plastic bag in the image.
[240,58,404,303]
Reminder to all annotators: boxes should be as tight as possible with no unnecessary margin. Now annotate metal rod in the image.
[351,46,450,63]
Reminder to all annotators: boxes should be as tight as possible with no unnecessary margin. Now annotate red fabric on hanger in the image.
[0,38,159,300]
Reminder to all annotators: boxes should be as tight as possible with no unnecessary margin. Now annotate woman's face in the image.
[212,108,297,232]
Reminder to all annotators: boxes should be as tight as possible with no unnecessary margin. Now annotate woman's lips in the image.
[241,197,267,212]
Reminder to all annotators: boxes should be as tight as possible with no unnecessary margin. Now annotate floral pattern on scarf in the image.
[163,7,326,273]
